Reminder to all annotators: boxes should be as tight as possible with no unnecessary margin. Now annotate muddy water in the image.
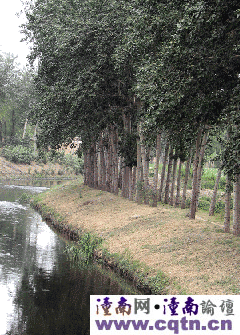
[0,181,140,335]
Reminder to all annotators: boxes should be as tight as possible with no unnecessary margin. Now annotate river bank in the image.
[31,178,240,295]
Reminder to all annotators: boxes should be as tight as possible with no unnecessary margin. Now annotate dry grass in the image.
[0,156,64,177]
[36,179,240,295]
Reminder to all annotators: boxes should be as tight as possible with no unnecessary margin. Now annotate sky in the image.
[0,0,31,67]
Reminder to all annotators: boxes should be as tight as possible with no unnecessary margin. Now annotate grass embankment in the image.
[31,179,240,295]
[0,156,77,180]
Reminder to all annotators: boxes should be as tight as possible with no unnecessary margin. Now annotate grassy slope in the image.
[32,178,240,295]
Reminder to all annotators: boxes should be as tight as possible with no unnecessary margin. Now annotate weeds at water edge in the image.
[65,232,103,264]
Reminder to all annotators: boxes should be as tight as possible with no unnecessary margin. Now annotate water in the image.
[0,181,140,335]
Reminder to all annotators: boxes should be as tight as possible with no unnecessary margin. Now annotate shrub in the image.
[215,201,225,213]
[201,179,215,190]
[42,149,84,175]
[198,200,210,211]
[57,169,64,175]
[18,192,31,204]
[62,153,84,174]
[2,145,34,164]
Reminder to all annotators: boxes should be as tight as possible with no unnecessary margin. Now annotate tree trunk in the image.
[132,166,136,197]
[159,142,169,202]
[170,157,178,206]
[22,118,28,139]
[233,174,240,236]
[33,123,38,156]
[175,159,182,207]
[146,146,150,183]
[164,147,173,204]
[3,120,7,142]
[90,147,95,188]
[181,155,192,209]
[152,132,161,207]
[11,110,15,141]
[209,168,222,216]
[84,152,87,185]
[85,149,90,186]
[136,123,143,204]
[129,166,133,201]
[224,174,231,233]
[0,121,2,146]
[125,166,130,198]
[196,131,209,210]
[99,136,103,189]
[140,124,149,204]
[94,142,98,189]
[122,165,127,198]
[189,129,203,219]
[111,127,119,195]
[118,157,122,190]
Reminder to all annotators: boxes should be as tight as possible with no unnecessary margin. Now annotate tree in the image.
[0,52,35,146]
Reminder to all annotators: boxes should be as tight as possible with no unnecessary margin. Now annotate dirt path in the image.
[34,179,240,295]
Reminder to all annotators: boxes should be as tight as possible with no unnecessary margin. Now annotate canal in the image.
[0,180,141,335]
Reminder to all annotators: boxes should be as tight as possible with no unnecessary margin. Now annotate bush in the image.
[215,201,225,213]
[18,192,31,204]
[201,179,215,190]
[2,145,34,164]
[62,154,84,174]
[198,200,210,211]
[48,149,65,163]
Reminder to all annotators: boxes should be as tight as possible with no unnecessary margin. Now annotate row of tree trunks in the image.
[82,125,239,236]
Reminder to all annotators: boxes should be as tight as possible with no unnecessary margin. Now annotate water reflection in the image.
[0,181,140,335]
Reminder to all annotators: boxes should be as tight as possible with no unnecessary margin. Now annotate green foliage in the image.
[18,192,32,204]
[0,52,35,146]
[21,0,240,178]
[36,149,84,175]
[66,232,103,264]
[2,145,34,164]
[147,271,169,295]
[62,154,84,175]
[198,199,210,211]
[119,132,137,167]
[201,179,216,190]
[78,232,102,263]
